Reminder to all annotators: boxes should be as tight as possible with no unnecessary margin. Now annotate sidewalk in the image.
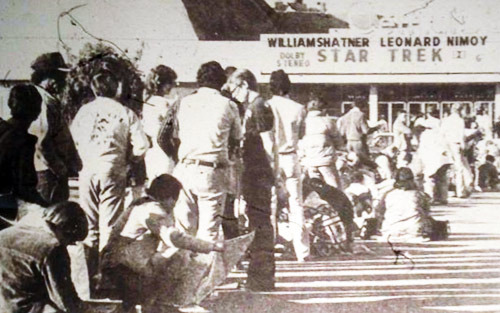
[205,192,500,313]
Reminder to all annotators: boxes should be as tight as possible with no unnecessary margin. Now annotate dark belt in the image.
[182,159,223,169]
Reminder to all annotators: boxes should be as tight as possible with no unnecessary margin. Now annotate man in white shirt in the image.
[475,108,493,140]
[172,61,242,243]
[71,71,149,292]
[267,70,310,262]
[440,104,473,198]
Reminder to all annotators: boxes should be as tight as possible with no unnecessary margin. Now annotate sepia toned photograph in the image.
[1,0,500,312]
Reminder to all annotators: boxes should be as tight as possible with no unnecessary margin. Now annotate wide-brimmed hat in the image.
[31,52,70,72]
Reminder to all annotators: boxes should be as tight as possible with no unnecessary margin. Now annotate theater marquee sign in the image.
[260,29,500,78]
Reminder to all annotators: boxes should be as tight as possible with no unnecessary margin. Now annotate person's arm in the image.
[327,118,345,149]
[146,216,222,253]
[42,246,86,313]
[297,106,307,140]
[250,97,274,134]
[228,101,243,157]
[128,109,150,160]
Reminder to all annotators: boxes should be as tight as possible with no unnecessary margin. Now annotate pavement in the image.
[204,192,500,313]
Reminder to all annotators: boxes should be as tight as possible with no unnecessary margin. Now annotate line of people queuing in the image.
[1,50,499,313]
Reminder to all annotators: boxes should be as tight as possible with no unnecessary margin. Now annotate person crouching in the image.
[99,174,223,313]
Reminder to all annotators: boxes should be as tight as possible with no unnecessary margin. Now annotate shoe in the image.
[239,281,275,292]
[297,255,315,262]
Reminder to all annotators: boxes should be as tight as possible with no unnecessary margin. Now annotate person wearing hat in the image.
[0,201,89,313]
[376,167,432,243]
[29,52,80,205]
[0,84,48,226]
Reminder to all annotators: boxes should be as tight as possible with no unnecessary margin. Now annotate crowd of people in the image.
[0,50,499,313]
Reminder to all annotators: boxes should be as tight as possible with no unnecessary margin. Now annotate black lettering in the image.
[268,38,278,47]
[318,49,327,62]
[345,50,356,62]
[432,48,442,61]
[481,36,487,45]
[362,38,369,47]
[359,49,368,62]
[389,49,397,62]
[403,49,411,61]
[306,38,316,47]
[417,49,426,61]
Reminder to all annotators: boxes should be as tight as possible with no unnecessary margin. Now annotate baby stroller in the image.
[303,191,350,257]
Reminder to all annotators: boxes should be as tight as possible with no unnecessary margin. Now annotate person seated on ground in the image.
[478,155,500,191]
[344,171,375,239]
[0,201,89,313]
[0,84,49,227]
[99,174,224,313]
[376,167,432,243]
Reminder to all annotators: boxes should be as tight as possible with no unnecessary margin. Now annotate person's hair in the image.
[197,61,227,90]
[307,94,326,111]
[91,71,119,98]
[146,174,183,203]
[270,70,291,95]
[231,69,258,91]
[225,66,237,78]
[350,171,364,183]
[145,65,177,97]
[8,84,42,121]
[430,109,440,118]
[31,69,66,86]
[486,154,495,163]
[394,167,417,190]
[43,201,88,243]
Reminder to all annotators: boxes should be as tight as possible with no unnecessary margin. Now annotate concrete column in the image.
[369,85,378,124]
[495,84,500,120]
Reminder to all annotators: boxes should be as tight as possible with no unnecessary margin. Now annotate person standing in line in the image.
[337,100,378,170]
[0,85,48,226]
[267,69,310,262]
[440,104,473,198]
[142,65,179,182]
[29,52,80,205]
[71,71,150,293]
[172,61,242,242]
[0,201,90,313]
[411,109,451,205]
[301,94,344,190]
[475,107,493,140]
[392,110,412,156]
[225,68,275,290]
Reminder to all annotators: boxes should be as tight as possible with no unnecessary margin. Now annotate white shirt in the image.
[175,87,242,164]
[28,87,54,171]
[268,95,306,154]
[300,110,342,167]
[71,97,149,170]
[142,95,171,139]
[441,112,466,147]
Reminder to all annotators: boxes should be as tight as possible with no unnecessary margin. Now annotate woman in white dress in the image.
[142,65,178,184]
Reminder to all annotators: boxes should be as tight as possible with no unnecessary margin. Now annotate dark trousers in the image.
[246,202,275,290]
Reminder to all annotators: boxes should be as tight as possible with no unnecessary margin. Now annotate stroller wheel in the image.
[313,241,336,257]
